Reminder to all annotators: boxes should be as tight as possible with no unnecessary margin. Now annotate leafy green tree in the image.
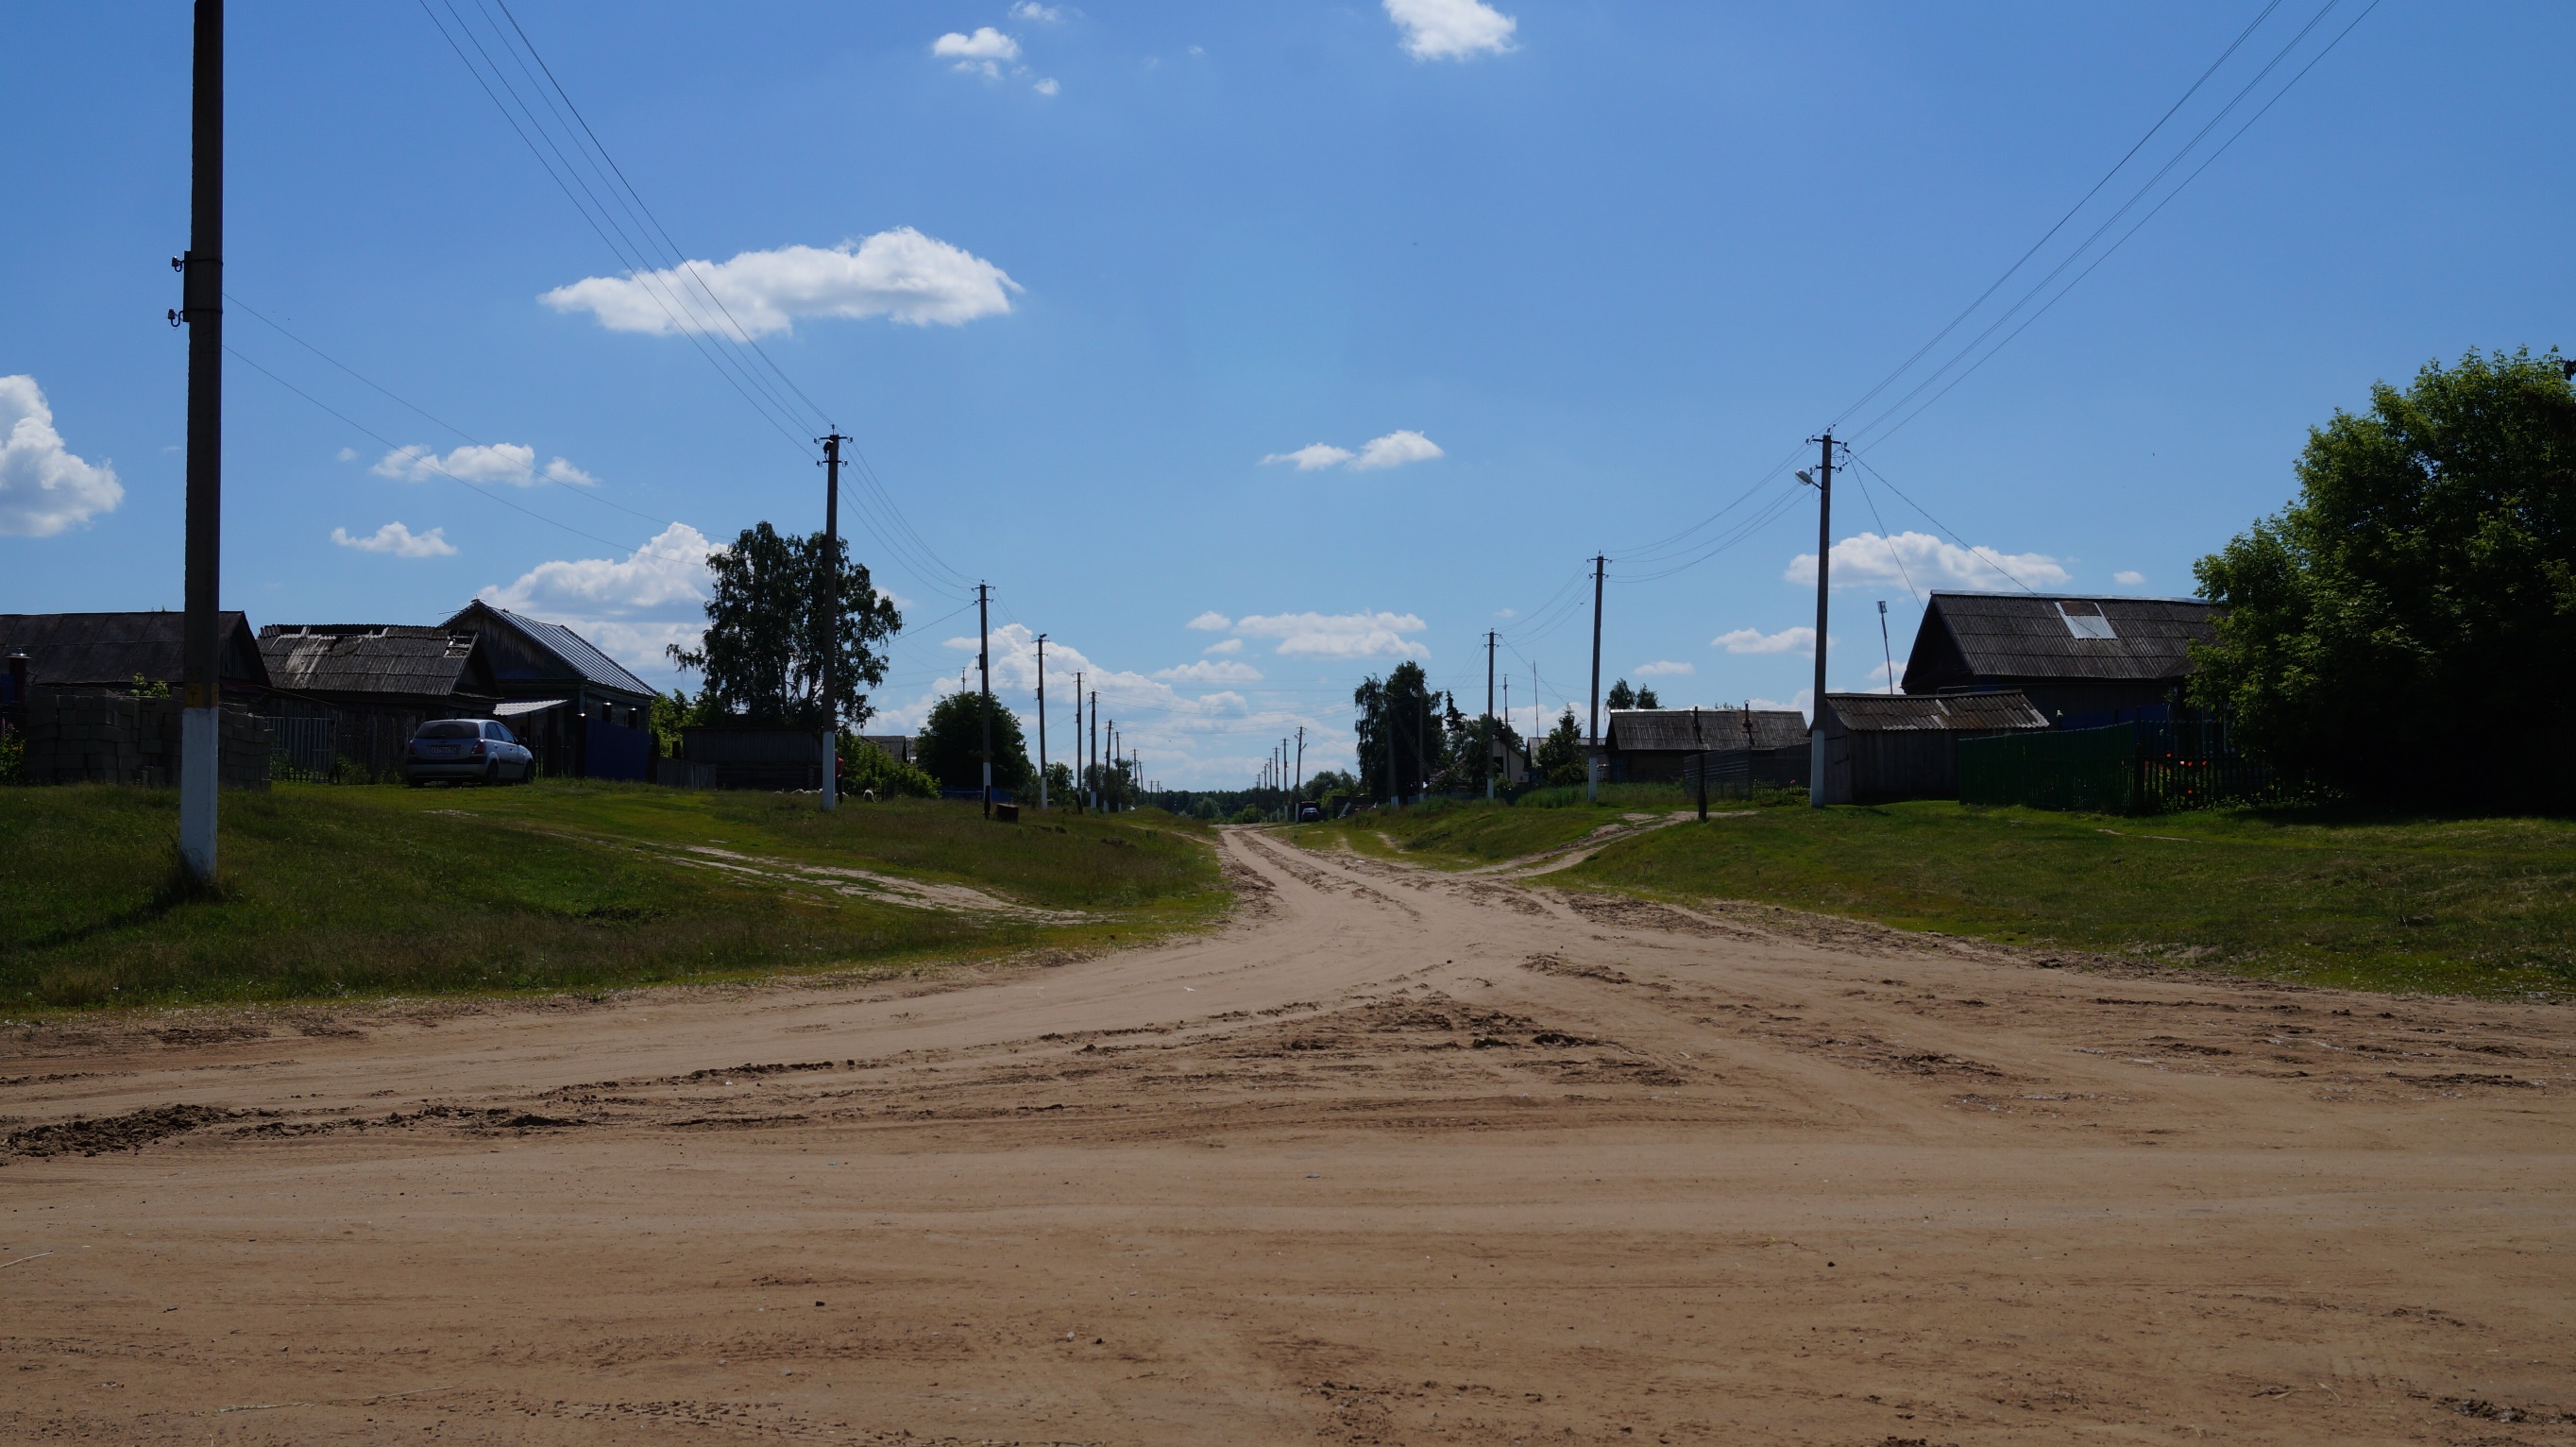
[1605,678,1636,710]
[667,522,900,728]
[1353,662,1449,799]
[914,690,1035,793]
[1635,685,1662,708]
[839,738,938,798]
[2192,349,2576,801]
[1533,706,1588,786]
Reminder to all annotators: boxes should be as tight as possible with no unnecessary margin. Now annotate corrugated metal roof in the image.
[0,611,269,688]
[1924,592,2217,684]
[442,603,655,700]
[1607,708,1808,752]
[1826,690,2050,732]
[258,625,485,698]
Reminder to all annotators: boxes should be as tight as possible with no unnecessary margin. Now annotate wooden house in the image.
[1602,707,1806,783]
[258,624,502,778]
[0,612,273,788]
[1901,592,2219,724]
[439,602,658,780]
[0,610,269,697]
[1819,690,2051,804]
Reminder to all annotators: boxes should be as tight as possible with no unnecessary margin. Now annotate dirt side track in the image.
[3,826,2570,1444]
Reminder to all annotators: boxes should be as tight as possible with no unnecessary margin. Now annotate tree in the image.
[1635,685,1662,709]
[668,522,901,728]
[1533,706,1587,785]
[914,689,1035,793]
[1605,678,1635,710]
[2192,349,2576,803]
[1353,662,1449,799]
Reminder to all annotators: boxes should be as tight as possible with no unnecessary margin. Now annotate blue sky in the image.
[5,1,2569,787]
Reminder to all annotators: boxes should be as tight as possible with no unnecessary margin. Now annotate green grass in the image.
[1288,784,1804,869]
[0,783,1225,1010]
[1295,795,2576,997]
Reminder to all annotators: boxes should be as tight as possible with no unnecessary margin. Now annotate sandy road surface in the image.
[4,826,2571,1444]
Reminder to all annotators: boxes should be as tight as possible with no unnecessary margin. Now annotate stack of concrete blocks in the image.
[23,689,271,790]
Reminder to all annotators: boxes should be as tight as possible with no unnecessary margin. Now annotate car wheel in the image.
[483,761,500,786]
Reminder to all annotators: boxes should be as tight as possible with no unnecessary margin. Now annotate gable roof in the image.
[0,611,269,689]
[440,601,654,700]
[1606,708,1808,753]
[1907,592,2219,689]
[258,624,496,699]
[1824,689,2049,733]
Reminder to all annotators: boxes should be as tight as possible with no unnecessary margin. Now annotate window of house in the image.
[2058,600,2117,639]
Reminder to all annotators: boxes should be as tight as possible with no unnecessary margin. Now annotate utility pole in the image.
[1586,554,1605,805]
[1294,725,1304,817]
[176,0,224,881]
[1089,689,1099,812]
[1034,634,1048,810]
[976,583,992,818]
[817,431,847,811]
[1485,631,1497,800]
[1804,433,1838,808]
[1877,601,1896,695]
[1381,689,1394,806]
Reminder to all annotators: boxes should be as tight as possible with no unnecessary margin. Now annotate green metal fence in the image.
[1959,720,2275,814]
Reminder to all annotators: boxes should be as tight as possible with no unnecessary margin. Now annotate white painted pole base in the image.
[1808,728,1827,809]
[178,706,220,879]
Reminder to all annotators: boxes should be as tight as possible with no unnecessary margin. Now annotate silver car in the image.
[404,718,535,786]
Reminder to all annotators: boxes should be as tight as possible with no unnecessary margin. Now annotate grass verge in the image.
[1296,795,2576,997]
[0,783,1225,1010]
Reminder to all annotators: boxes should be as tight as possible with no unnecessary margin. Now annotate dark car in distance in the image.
[404,718,535,786]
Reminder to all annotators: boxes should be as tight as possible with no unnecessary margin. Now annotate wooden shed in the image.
[259,624,501,779]
[1603,707,1807,782]
[1820,690,2050,804]
[1901,593,2219,724]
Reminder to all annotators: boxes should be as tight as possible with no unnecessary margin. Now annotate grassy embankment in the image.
[2,782,1223,1010]
[1291,791,2576,997]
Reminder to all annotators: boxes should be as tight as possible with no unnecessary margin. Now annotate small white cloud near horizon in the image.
[478,521,720,679]
[2113,570,2146,586]
[1234,610,1429,658]
[1715,625,1826,656]
[1747,689,1815,724]
[1633,659,1693,677]
[1385,0,1517,60]
[1788,531,2071,593]
[332,521,455,557]
[1202,637,1245,655]
[933,26,1020,77]
[372,442,593,488]
[335,446,359,462]
[1154,658,1264,684]
[542,229,1019,336]
[0,375,123,537]
[1008,2,1065,21]
[1186,611,1232,631]
[1259,430,1441,473]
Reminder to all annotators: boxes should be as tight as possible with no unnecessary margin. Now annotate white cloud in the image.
[1235,610,1430,658]
[1008,2,1065,22]
[1201,637,1244,655]
[0,375,122,537]
[1186,611,1233,631]
[1260,443,1354,471]
[2113,570,2145,586]
[1787,531,2070,593]
[1033,77,1060,95]
[1154,658,1264,684]
[541,229,1019,336]
[1384,0,1517,60]
[932,27,1020,71]
[1350,429,1444,470]
[1715,625,1825,656]
[371,442,594,489]
[1633,659,1693,677]
[335,446,359,462]
[1259,430,1442,472]
[331,521,455,557]
[1747,689,1815,724]
[477,521,719,680]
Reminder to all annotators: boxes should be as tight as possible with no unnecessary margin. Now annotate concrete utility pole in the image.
[1381,688,1394,806]
[1485,631,1497,800]
[1033,634,1048,810]
[1877,601,1896,695]
[976,583,993,818]
[1088,689,1099,812]
[818,432,847,811]
[1586,554,1606,805]
[176,0,224,881]
[1294,725,1304,814]
[1805,433,1838,808]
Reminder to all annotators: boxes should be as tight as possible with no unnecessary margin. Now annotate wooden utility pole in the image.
[1805,433,1837,809]
[1484,631,1497,800]
[976,583,992,818]
[1033,634,1048,809]
[176,0,224,880]
[1089,689,1099,812]
[1586,555,1606,804]
[818,432,847,810]
[1293,725,1304,816]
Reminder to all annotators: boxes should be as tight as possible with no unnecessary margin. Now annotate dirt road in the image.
[5,826,2570,1443]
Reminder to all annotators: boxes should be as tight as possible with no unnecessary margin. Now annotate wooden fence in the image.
[1959,719,2275,814]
